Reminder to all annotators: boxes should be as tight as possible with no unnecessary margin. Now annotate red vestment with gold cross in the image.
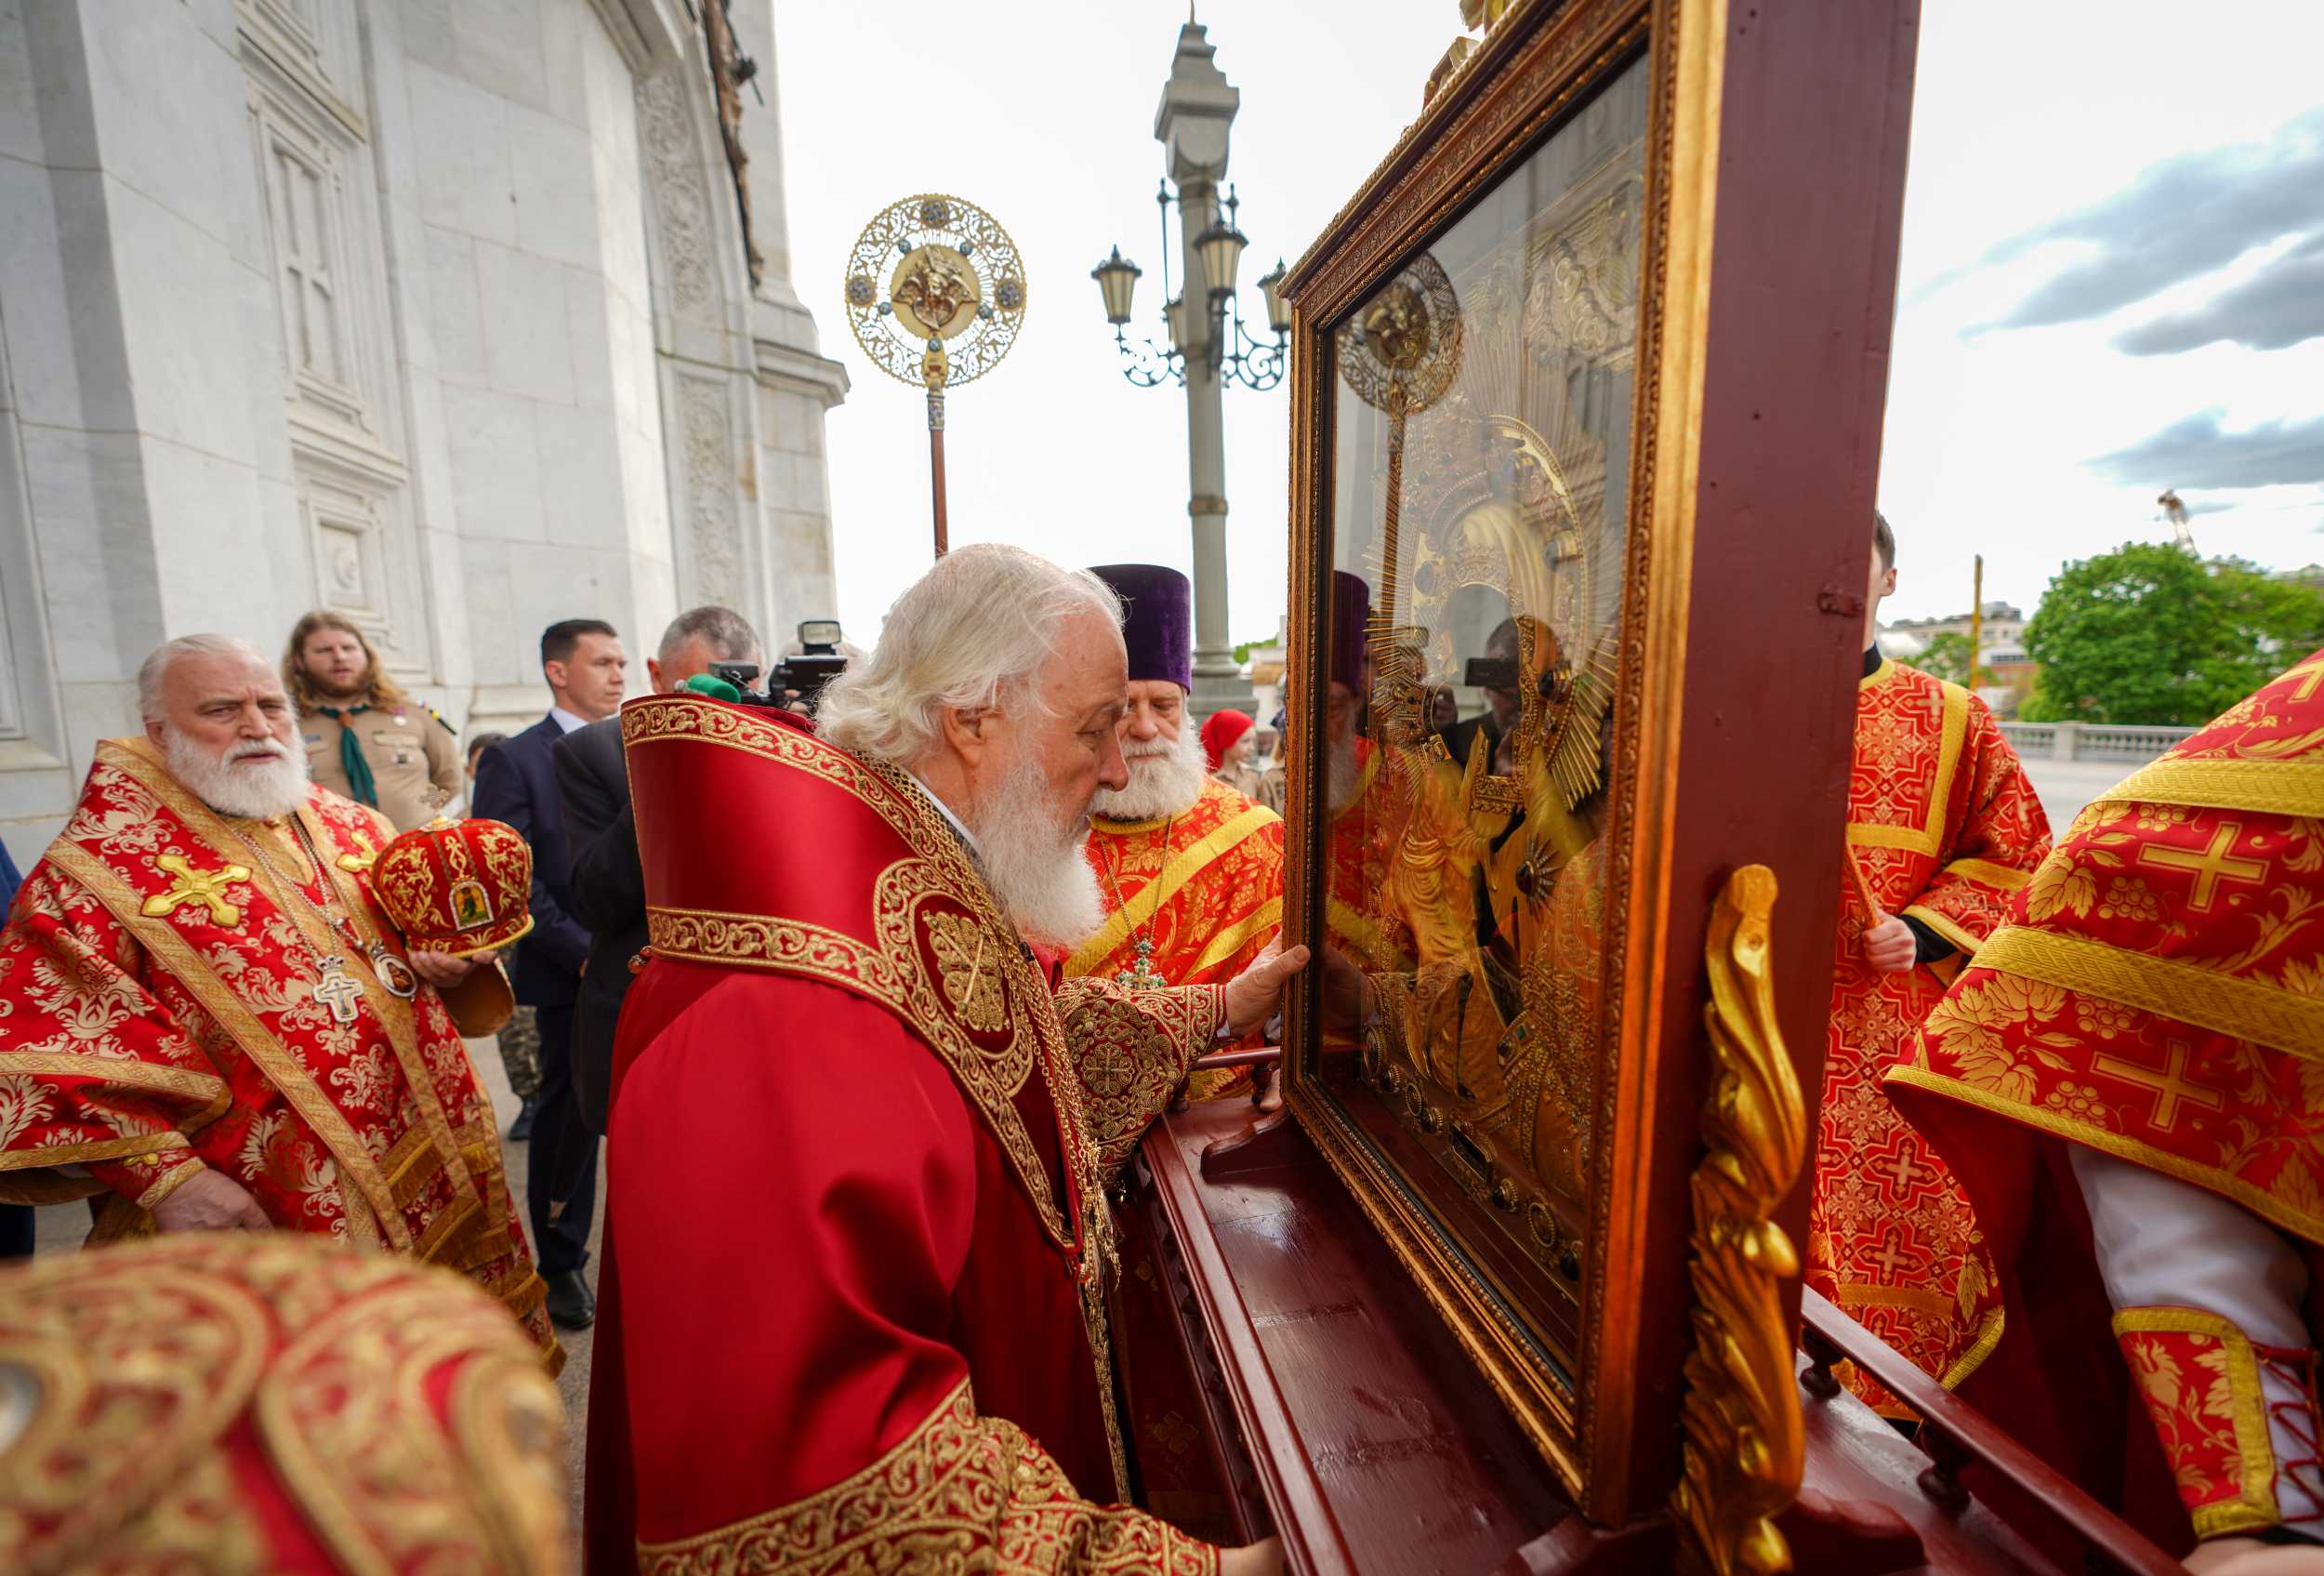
[1070,775,1284,1089]
[1325,738,1417,981]
[1813,657,2051,1410]
[584,695,1225,1576]
[0,737,553,1363]
[1890,648,2324,1540]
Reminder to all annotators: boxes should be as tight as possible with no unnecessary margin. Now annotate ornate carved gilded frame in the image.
[1278,0,1731,1526]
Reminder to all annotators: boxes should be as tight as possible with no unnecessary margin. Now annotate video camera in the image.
[699,620,849,715]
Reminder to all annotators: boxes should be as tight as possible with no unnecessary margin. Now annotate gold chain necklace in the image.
[1095,814,1173,989]
[221,814,414,1023]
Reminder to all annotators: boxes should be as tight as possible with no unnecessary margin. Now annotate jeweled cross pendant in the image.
[310,956,363,1024]
[1114,935,1166,990]
[141,854,251,927]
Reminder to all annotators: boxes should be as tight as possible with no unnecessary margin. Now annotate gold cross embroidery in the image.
[2136,820,2265,910]
[336,846,376,875]
[2093,1042,2225,1133]
[141,854,252,927]
[2285,653,2324,704]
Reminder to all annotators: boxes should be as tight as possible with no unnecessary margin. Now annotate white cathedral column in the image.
[720,2,849,649]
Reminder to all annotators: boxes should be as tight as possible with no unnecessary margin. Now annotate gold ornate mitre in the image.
[0,1235,571,1575]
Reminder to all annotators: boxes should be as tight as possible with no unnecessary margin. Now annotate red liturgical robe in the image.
[1071,777,1283,1095]
[1890,648,2324,1537]
[1892,644,2324,1280]
[1813,658,2050,1410]
[585,695,1224,1575]
[1326,738,1417,978]
[0,737,552,1363]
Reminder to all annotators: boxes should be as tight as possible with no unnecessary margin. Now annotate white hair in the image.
[137,634,271,722]
[818,543,1123,768]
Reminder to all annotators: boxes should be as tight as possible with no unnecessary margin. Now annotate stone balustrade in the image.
[1997,721,2198,762]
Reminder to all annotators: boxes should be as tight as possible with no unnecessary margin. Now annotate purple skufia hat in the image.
[1331,570,1371,695]
[1089,563,1193,690]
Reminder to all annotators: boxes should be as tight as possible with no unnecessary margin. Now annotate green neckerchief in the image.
[316,704,377,807]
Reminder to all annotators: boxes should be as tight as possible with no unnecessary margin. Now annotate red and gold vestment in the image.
[1326,738,1417,981]
[585,695,1225,1576]
[1890,647,2324,1539]
[0,1234,569,1574]
[1813,658,2050,1410]
[0,737,552,1361]
[1071,775,1283,1094]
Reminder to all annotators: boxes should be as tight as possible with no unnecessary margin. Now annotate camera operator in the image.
[697,619,850,715]
[553,607,762,1158]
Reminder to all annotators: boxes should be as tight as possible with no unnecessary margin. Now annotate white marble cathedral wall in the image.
[0,0,846,863]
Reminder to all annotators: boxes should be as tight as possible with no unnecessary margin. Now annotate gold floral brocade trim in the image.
[1883,1065,2324,1249]
[1846,678,1968,856]
[2114,1306,2283,1538]
[1974,925,2324,1063]
[634,1377,1216,1576]
[2097,757,2324,820]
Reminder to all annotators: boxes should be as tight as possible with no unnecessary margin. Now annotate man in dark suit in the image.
[555,606,760,1140]
[471,617,627,1330]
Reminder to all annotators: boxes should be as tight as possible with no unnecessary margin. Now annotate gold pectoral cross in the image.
[142,854,252,927]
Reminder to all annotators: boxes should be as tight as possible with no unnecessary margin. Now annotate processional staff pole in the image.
[925,352,950,557]
[840,194,1027,565]
[1969,553,1984,689]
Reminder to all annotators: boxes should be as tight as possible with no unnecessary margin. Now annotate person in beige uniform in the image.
[284,610,460,832]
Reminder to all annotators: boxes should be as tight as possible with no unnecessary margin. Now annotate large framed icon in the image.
[1276,0,1920,1529]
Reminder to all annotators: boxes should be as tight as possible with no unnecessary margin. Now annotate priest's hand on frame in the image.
[1223,936,1314,1040]
[1220,1538,1286,1576]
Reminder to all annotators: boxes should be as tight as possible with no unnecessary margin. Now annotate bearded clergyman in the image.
[0,635,555,1365]
[1065,563,1283,1099]
[584,545,1303,1575]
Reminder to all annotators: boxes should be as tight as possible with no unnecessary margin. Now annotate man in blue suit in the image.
[471,617,627,1329]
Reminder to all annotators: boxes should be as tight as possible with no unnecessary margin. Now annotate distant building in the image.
[1882,602,2031,716]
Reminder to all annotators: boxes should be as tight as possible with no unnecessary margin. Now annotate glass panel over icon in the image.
[1312,56,1647,1362]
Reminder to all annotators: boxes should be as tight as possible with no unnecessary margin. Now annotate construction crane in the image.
[2158,489,2195,551]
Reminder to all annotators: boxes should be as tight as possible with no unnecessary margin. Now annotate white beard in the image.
[968,747,1106,949]
[165,726,310,821]
[1327,729,1363,814]
[1090,722,1208,822]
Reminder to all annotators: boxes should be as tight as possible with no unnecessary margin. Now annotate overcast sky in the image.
[764,2,2324,642]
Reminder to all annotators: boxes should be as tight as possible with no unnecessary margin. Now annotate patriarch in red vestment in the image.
[1072,563,1284,1100]
[1811,516,2051,1413]
[1891,647,2324,1571]
[585,545,1306,1576]
[0,636,553,1365]
[0,1233,571,1573]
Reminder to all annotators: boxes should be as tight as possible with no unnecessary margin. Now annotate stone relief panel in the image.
[676,374,743,608]
[241,21,429,676]
[236,0,365,135]
[636,71,721,331]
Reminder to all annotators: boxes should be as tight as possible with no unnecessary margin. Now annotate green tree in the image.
[2019,543,2324,724]
[1911,630,1987,688]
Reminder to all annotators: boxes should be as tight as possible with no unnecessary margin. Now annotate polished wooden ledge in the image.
[1134,1101,2180,1575]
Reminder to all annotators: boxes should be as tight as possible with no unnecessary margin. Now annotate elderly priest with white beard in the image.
[1067,563,1284,1100]
[0,635,556,1364]
[585,545,1301,1576]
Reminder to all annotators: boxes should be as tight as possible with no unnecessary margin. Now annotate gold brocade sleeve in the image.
[1053,979,1226,1180]
[634,1377,1217,1576]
